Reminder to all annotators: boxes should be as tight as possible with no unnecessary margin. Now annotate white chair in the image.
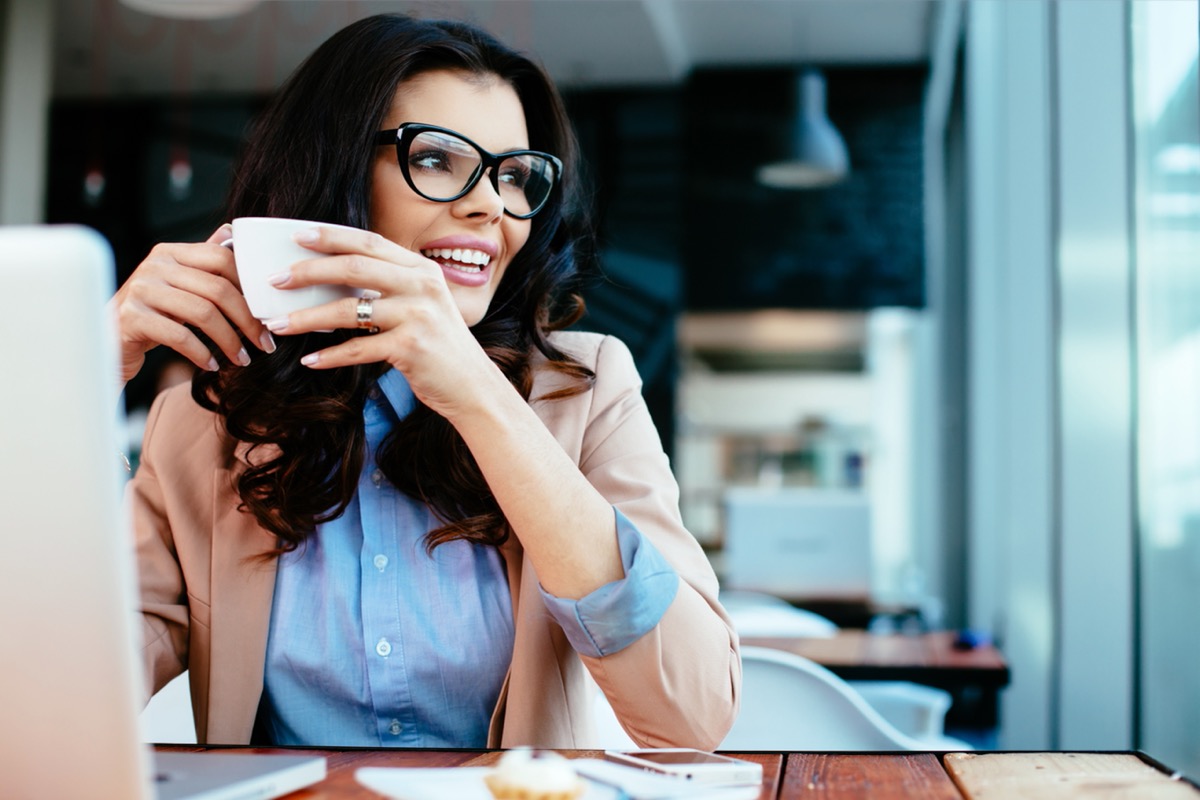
[592,689,639,749]
[139,671,196,744]
[718,591,964,747]
[847,680,957,744]
[719,646,971,751]
[719,589,839,638]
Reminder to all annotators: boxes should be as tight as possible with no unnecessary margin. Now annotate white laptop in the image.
[0,226,326,799]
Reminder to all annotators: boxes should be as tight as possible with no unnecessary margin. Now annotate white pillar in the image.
[966,0,1057,750]
[1054,0,1134,750]
[967,0,1137,751]
[0,0,54,225]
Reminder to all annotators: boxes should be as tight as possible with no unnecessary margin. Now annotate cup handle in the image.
[220,239,234,250]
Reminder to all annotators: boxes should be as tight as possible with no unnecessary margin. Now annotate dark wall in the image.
[684,66,927,310]
[47,98,261,411]
[47,99,260,284]
[564,66,928,452]
[566,88,684,456]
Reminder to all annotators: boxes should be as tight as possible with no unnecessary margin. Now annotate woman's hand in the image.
[108,224,276,387]
[260,226,506,421]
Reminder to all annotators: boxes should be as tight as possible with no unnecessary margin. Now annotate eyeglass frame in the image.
[373,122,563,220]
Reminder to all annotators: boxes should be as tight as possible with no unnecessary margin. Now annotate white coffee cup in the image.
[226,216,362,322]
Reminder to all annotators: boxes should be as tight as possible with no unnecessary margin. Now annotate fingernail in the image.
[206,357,220,372]
[300,353,319,366]
[259,331,277,353]
[293,229,319,244]
[237,347,251,367]
[265,316,290,333]
[267,271,290,287]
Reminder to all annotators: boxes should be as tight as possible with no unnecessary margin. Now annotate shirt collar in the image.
[376,368,416,419]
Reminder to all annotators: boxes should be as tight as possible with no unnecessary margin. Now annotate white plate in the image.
[355,766,620,800]
[356,760,763,800]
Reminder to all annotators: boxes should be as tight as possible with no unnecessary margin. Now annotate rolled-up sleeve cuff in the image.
[539,508,679,657]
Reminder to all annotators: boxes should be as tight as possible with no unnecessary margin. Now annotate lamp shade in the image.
[119,0,259,18]
[757,69,850,189]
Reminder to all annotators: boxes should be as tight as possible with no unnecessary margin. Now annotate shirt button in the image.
[375,638,392,657]
[373,554,389,572]
[388,719,401,736]
[368,387,381,401]
[371,468,384,487]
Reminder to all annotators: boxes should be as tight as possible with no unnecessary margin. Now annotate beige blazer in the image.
[129,332,740,749]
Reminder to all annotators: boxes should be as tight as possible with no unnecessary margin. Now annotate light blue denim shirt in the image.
[259,368,679,747]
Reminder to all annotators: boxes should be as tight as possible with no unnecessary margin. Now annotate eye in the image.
[498,161,532,189]
[409,147,454,174]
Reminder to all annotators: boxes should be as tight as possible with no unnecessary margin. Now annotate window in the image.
[1132,0,1200,775]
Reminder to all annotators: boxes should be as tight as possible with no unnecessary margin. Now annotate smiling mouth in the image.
[421,247,492,274]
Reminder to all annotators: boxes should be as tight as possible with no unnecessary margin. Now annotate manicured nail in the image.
[236,347,251,367]
[267,271,290,287]
[265,316,290,333]
[300,352,319,367]
[259,331,277,353]
[205,357,220,372]
[293,228,319,244]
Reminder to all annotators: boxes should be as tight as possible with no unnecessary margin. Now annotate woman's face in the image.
[370,69,533,327]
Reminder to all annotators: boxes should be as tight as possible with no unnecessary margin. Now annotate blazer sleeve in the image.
[573,335,741,750]
[125,389,191,705]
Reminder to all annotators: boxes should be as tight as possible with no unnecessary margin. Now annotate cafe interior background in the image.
[1,0,1198,772]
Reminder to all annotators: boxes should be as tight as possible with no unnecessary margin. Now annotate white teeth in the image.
[422,247,492,267]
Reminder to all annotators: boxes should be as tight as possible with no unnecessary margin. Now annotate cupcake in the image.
[483,748,585,800]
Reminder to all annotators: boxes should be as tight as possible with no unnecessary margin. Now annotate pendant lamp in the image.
[757,69,850,190]
[119,0,259,18]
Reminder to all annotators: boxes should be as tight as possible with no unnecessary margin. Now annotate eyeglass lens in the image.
[407,129,555,216]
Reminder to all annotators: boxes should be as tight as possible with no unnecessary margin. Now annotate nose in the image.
[452,167,505,222]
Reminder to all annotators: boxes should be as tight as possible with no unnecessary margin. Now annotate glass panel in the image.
[1131,0,1200,776]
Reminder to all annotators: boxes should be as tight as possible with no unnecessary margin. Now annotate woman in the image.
[112,13,739,749]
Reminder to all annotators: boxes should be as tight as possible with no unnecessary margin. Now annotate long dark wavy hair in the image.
[192,14,596,553]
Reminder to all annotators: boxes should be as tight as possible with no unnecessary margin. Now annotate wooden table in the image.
[741,631,1009,683]
[742,631,1010,732]
[159,747,1199,798]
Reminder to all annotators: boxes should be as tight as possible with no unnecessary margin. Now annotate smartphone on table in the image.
[602,748,763,785]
